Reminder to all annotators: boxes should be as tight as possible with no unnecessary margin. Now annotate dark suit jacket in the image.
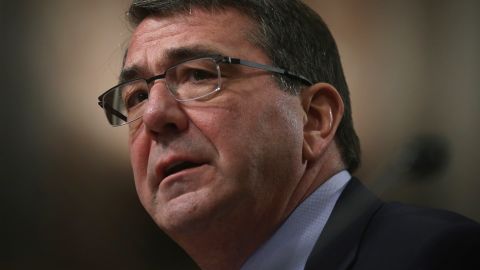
[305,178,480,270]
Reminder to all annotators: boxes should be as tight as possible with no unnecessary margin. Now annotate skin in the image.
[125,8,345,270]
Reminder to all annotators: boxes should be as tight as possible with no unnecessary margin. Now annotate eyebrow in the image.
[118,67,140,83]
[164,46,221,63]
[119,45,223,83]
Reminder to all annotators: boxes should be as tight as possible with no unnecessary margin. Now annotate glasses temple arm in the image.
[98,101,128,122]
[223,57,313,86]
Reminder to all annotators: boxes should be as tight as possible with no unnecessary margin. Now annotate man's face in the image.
[126,8,307,236]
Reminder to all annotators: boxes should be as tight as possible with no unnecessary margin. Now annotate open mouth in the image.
[164,161,203,178]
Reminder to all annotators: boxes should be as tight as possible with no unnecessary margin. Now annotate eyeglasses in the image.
[98,55,313,126]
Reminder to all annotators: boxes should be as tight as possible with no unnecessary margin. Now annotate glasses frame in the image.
[98,54,313,126]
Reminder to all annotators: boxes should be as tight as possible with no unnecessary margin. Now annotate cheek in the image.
[184,101,244,150]
[244,95,305,170]
[129,128,151,187]
[186,103,254,177]
[190,94,304,182]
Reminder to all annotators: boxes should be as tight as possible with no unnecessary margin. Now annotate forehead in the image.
[124,8,266,74]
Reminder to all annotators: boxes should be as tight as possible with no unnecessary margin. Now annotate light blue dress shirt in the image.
[241,170,351,270]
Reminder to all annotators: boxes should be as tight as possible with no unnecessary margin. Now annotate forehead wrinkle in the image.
[132,7,259,51]
[124,8,268,79]
[125,17,183,67]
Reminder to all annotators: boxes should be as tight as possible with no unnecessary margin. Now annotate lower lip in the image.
[160,164,210,187]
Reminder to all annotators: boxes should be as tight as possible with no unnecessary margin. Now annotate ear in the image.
[301,83,344,161]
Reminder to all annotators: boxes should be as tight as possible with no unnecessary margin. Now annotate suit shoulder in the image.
[375,202,479,228]
[354,202,480,269]
[364,202,480,247]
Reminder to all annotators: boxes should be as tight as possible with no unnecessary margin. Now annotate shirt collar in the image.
[241,170,351,270]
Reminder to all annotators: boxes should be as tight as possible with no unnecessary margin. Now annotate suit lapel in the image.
[305,178,383,270]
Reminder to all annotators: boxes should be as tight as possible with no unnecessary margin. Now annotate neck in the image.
[169,211,276,270]
[284,144,346,219]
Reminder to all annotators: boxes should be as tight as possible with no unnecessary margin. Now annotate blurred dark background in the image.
[1,0,479,269]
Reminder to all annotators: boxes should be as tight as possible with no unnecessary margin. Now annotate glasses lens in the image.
[102,79,148,126]
[166,58,221,101]
[101,58,221,127]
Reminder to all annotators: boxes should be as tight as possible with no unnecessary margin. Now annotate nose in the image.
[141,83,189,138]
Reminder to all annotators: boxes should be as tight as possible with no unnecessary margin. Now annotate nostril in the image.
[148,122,182,139]
[164,122,179,132]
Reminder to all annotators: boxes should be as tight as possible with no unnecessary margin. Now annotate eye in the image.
[188,68,218,83]
[125,87,148,109]
[165,59,219,97]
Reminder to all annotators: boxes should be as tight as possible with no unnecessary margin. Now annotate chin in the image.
[152,187,219,234]
[154,183,245,236]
